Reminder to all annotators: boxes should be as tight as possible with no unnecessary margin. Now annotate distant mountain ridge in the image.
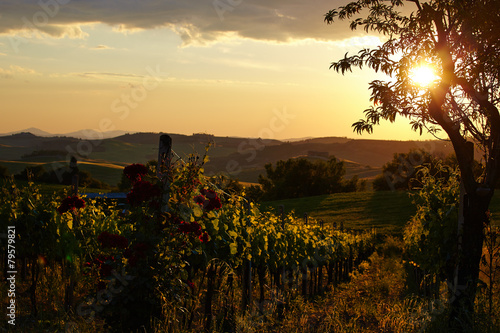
[0,128,131,139]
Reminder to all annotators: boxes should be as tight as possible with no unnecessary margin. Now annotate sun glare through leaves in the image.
[409,64,439,88]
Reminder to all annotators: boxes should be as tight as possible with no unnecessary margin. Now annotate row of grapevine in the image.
[0,141,377,332]
[189,205,377,330]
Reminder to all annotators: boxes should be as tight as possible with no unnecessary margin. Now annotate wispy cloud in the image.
[334,36,383,49]
[3,22,89,40]
[91,44,113,50]
[0,65,39,79]
[72,72,146,80]
[164,77,274,86]
[0,0,362,45]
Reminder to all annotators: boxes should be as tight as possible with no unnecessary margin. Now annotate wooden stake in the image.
[157,135,172,212]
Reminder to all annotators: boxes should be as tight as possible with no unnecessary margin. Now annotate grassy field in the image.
[263,190,500,234]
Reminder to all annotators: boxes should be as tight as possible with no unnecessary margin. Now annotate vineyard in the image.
[0,137,379,332]
[1,136,500,332]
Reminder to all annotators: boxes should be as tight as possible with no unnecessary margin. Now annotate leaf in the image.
[212,219,219,232]
[230,242,237,255]
[193,205,203,218]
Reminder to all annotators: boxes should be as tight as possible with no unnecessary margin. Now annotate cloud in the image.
[73,72,146,80]
[334,36,383,48]
[0,0,363,44]
[91,44,113,50]
[0,65,38,78]
[0,68,13,79]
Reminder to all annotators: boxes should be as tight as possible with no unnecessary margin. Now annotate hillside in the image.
[0,131,455,186]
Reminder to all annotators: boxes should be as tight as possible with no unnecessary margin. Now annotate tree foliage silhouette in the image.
[325,0,500,328]
[258,157,358,200]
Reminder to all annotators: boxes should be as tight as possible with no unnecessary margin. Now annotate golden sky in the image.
[0,0,436,141]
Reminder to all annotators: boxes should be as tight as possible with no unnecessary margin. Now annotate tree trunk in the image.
[450,191,492,331]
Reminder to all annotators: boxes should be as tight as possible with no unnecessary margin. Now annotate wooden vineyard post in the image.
[70,156,79,228]
[157,134,172,212]
[64,156,79,313]
[279,205,285,229]
[278,205,286,289]
[70,156,79,197]
[317,265,323,294]
[204,263,216,331]
[327,261,334,285]
[348,246,353,279]
[309,268,313,296]
[257,265,266,315]
[303,213,308,225]
[301,265,308,297]
[242,202,252,313]
[337,259,343,283]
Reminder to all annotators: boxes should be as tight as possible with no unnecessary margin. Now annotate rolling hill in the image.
[0,131,455,186]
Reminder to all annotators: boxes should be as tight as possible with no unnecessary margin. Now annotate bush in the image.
[403,163,460,288]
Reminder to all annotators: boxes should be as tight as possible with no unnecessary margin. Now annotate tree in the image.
[16,165,46,182]
[0,165,8,178]
[78,170,110,189]
[258,157,358,200]
[373,149,438,190]
[325,0,500,328]
[373,148,485,191]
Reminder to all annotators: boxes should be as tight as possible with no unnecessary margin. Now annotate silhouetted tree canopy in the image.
[0,165,9,178]
[16,165,46,182]
[325,0,500,328]
[15,165,109,189]
[258,157,359,200]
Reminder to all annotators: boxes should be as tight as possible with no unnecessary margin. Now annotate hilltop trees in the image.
[258,157,361,200]
[325,0,500,328]
[0,165,8,178]
[15,165,109,189]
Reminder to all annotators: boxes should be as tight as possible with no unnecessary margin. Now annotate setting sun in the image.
[410,65,439,87]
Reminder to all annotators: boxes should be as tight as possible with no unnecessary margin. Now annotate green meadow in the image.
[263,190,500,234]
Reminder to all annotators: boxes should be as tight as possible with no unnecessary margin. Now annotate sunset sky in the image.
[0,0,436,141]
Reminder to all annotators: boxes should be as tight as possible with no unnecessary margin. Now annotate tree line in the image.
[1,163,109,189]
